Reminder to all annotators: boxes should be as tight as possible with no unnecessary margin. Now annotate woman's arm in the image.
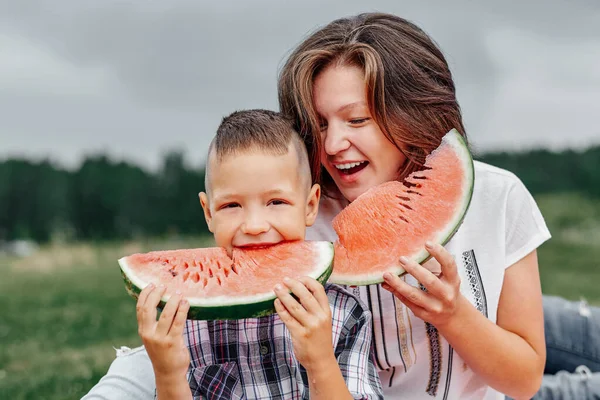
[438,249,545,399]
[81,346,156,400]
[383,243,545,399]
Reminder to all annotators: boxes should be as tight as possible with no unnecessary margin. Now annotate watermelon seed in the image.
[183,262,189,269]
[398,216,409,223]
[407,189,422,196]
[396,195,410,202]
[183,271,190,281]
[224,269,230,277]
[191,272,200,283]
[413,175,428,180]
[203,278,208,288]
[401,203,413,210]
[231,264,237,274]
[209,268,213,278]
[217,277,222,286]
[170,270,178,277]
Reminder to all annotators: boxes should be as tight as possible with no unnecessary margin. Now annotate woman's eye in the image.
[349,118,369,125]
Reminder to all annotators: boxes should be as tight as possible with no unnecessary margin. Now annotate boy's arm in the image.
[136,284,193,400]
[304,358,354,400]
[274,277,382,399]
[304,316,383,400]
[327,294,383,399]
[274,277,352,400]
[155,373,191,400]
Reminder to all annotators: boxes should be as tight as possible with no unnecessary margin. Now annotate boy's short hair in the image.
[205,109,311,193]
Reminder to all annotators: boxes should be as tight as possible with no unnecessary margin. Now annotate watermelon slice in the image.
[330,129,474,285]
[118,241,333,320]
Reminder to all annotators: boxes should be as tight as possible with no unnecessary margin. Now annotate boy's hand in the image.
[273,277,334,372]
[136,284,191,380]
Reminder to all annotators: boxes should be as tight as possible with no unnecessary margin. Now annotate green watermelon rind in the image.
[329,128,475,286]
[119,241,334,320]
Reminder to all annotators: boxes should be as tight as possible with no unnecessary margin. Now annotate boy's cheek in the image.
[212,220,236,248]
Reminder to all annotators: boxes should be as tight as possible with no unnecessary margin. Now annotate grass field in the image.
[1,193,599,399]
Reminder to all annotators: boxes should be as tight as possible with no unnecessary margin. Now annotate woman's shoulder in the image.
[473,160,532,200]
[474,160,522,186]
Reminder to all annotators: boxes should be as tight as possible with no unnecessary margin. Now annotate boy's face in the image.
[199,145,320,254]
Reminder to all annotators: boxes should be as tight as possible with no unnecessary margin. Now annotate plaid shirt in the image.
[184,283,383,399]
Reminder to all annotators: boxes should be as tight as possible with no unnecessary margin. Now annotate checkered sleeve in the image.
[328,286,384,399]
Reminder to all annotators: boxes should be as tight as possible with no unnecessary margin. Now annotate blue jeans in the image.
[521,295,600,399]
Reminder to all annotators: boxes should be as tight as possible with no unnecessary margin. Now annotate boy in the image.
[135,109,383,399]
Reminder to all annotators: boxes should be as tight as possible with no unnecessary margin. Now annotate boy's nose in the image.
[241,214,269,235]
[324,124,351,155]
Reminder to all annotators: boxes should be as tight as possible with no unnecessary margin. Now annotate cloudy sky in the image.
[1,0,599,170]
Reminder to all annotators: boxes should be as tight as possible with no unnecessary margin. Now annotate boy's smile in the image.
[200,144,320,255]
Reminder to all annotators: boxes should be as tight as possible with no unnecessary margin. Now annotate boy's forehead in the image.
[207,146,305,197]
[209,144,294,172]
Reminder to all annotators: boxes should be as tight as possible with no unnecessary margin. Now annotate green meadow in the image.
[1,193,598,399]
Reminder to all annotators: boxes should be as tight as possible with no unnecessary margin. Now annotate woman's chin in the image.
[339,187,368,203]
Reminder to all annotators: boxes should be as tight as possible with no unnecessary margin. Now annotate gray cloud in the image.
[1,0,599,170]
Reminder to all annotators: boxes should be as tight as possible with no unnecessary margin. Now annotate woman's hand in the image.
[382,241,465,328]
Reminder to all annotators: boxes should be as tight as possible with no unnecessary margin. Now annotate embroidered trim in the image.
[462,250,488,317]
[421,284,442,396]
[424,321,442,396]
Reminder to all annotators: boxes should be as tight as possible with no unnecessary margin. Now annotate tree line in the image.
[0,151,207,243]
[1,146,598,243]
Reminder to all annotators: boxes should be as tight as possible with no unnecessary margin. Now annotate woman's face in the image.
[313,64,407,202]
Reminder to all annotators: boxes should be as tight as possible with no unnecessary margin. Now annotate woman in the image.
[82,12,600,400]
[278,12,546,399]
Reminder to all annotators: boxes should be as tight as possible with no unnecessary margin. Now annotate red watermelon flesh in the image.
[119,240,334,320]
[330,129,474,285]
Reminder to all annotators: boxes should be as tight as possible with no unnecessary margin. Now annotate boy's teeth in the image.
[335,161,364,170]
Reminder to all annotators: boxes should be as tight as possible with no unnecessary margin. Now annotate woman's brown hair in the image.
[278,12,467,197]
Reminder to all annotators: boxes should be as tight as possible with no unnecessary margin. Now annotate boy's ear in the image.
[305,184,321,227]
[199,192,214,233]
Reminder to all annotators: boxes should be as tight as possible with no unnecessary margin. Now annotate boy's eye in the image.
[268,199,288,206]
[219,202,240,210]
